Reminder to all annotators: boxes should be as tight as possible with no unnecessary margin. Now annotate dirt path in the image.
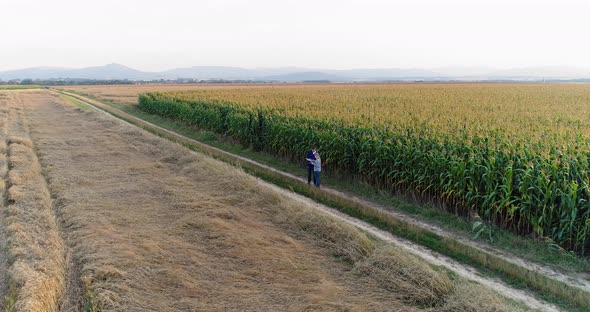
[22,90,439,311]
[263,182,560,312]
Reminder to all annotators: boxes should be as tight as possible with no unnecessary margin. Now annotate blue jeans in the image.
[308,165,316,184]
[314,171,321,188]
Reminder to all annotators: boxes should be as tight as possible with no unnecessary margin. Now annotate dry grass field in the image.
[0,89,529,310]
[62,84,257,106]
[0,91,67,311]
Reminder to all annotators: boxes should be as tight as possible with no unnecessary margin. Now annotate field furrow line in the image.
[0,91,75,311]
[0,93,11,310]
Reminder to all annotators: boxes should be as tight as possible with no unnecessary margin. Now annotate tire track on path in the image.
[263,181,561,312]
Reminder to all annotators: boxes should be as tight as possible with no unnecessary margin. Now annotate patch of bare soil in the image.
[23,90,424,311]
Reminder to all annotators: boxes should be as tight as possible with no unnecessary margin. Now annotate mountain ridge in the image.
[2,63,589,81]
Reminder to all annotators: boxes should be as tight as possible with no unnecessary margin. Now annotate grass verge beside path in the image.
[58,89,590,311]
[0,86,41,90]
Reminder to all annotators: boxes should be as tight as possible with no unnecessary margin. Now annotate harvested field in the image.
[0,91,67,311]
[0,90,526,311]
[0,94,9,308]
[63,84,258,106]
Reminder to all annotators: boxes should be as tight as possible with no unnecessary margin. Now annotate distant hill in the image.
[0,63,154,80]
[264,71,351,82]
[433,66,496,77]
[161,66,257,80]
[160,66,324,80]
[62,63,152,80]
[326,68,445,80]
[0,66,72,80]
[1,64,589,82]
[487,66,590,79]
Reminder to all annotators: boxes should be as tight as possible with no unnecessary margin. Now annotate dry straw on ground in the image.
[0,92,66,311]
[0,94,10,309]
[353,246,453,306]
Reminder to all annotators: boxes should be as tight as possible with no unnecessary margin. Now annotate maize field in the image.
[138,84,590,253]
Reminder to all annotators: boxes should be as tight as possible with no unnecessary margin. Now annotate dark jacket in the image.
[306,150,315,167]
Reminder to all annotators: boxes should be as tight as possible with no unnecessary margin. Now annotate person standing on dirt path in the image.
[306,146,317,185]
[313,152,321,188]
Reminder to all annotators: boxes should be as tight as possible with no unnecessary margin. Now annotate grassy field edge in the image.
[55,89,590,310]
[0,86,42,91]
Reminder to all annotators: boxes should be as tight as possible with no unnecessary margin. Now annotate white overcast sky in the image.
[1,0,589,71]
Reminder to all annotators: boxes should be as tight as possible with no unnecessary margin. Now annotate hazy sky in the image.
[1,0,589,71]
